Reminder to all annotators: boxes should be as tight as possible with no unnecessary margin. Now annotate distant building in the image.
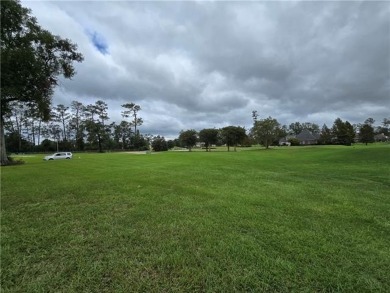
[279,135,294,146]
[279,129,319,146]
[296,129,319,145]
[374,133,389,142]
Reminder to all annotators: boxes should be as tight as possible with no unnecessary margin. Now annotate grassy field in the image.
[1,144,389,292]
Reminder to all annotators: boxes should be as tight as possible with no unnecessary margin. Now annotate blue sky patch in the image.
[86,30,109,55]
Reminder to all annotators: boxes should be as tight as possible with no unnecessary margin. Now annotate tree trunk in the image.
[31,120,36,147]
[16,116,22,152]
[134,113,137,135]
[0,118,10,166]
[97,133,102,152]
[37,120,41,145]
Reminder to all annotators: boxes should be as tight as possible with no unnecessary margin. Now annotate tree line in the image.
[4,100,150,153]
[4,98,390,154]
[175,115,389,152]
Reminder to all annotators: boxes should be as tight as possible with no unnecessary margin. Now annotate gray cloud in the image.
[22,0,390,138]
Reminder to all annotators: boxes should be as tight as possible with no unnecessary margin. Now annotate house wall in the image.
[300,140,317,145]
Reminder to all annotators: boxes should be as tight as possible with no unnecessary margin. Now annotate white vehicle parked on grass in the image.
[44,152,73,161]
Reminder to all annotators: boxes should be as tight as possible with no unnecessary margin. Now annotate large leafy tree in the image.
[372,117,389,136]
[199,128,219,151]
[111,120,132,150]
[220,126,247,152]
[121,103,144,149]
[84,101,109,152]
[4,101,42,149]
[4,101,27,152]
[332,118,355,146]
[121,103,143,135]
[364,118,375,126]
[318,124,333,145]
[152,136,168,152]
[382,118,390,129]
[359,123,375,145]
[52,104,70,141]
[251,116,283,149]
[377,118,390,136]
[289,122,304,135]
[289,122,319,135]
[70,100,85,150]
[179,129,198,151]
[0,0,83,165]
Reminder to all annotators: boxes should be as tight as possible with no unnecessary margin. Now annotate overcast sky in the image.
[22,0,389,138]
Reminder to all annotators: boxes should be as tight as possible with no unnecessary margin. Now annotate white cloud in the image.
[22,0,390,137]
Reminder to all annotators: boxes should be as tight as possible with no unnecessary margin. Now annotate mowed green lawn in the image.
[1,145,389,292]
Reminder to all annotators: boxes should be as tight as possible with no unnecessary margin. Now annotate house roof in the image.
[296,129,317,141]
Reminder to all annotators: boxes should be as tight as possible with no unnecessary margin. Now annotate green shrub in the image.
[288,138,300,146]
[7,156,25,165]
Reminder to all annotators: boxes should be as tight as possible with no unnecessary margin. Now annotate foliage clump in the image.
[6,156,25,165]
[288,138,300,146]
[1,0,83,165]
[152,136,168,152]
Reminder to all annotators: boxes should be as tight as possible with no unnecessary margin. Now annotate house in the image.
[296,129,319,145]
[279,135,294,146]
[374,133,389,142]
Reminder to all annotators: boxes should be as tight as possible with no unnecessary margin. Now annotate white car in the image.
[44,152,73,160]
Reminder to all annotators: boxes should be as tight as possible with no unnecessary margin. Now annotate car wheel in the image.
[66,157,70,159]
[49,158,54,160]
